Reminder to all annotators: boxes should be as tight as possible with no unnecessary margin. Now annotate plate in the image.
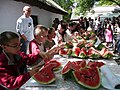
[102,74,120,90]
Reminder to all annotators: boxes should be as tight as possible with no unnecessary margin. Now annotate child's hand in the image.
[29,66,40,77]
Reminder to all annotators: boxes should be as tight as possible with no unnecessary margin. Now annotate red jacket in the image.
[0,51,41,89]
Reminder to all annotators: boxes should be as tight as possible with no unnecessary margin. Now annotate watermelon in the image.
[96,43,105,50]
[61,61,86,79]
[85,41,94,48]
[87,61,105,68]
[61,61,75,79]
[45,59,61,70]
[100,48,113,58]
[64,41,73,49]
[76,41,85,48]
[59,48,68,55]
[33,62,57,84]
[72,67,101,89]
[66,49,72,56]
[71,47,80,57]
[87,47,101,58]
[102,51,113,59]
[78,47,88,58]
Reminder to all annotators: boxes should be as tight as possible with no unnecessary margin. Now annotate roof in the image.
[14,0,68,15]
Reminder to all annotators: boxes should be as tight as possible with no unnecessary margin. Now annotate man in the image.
[16,6,34,53]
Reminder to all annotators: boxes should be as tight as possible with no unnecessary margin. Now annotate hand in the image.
[29,66,40,77]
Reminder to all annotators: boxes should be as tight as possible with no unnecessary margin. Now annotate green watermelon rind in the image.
[96,43,105,50]
[89,54,101,59]
[78,53,88,59]
[64,43,73,49]
[72,67,101,89]
[102,53,113,59]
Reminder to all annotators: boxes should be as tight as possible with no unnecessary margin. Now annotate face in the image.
[3,38,21,54]
[24,8,31,17]
[50,29,56,38]
[36,31,48,43]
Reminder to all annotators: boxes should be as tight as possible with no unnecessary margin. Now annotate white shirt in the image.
[16,15,34,41]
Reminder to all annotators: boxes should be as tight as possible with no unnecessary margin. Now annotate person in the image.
[0,31,47,89]
[16,6,34,54]
[44,27,56,51]
[29,25,61,61]
[105,24,113,48]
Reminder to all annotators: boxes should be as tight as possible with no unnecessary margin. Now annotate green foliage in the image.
[53,0,74,20]
[53,0,120,20]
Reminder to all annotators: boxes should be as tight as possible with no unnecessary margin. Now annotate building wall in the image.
[0,0,62,33]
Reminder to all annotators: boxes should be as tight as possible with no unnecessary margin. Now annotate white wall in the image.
[0,0,62,33]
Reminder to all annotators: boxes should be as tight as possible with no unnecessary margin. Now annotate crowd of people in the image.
[0,5,120,89]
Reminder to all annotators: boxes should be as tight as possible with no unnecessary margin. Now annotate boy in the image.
[0,31,45,89]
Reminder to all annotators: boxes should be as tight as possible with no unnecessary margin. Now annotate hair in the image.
[23,6,31,11]
[34,25,48,37]
[0,31,19,45]
[48,27,55,34]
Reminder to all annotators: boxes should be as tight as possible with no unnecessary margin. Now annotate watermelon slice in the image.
[87,61,105,68]
[76,41,85,48]
[102,51,113,59]
[78,47,88,58]
[85,41,94,48]
[45,59,61,70]
[96,43,106,50]
[72,67,101,89]
[59,48,68,55]
[71,47,81,57]
[64,41,73,49]
[100,48,113,58]
[87,47,101,58]
[61,60,86,79]
[33,63,56,84]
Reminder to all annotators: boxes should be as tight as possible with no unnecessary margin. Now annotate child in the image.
[44,27,56,51]
[29,25,61,61]
[0,31,45,89]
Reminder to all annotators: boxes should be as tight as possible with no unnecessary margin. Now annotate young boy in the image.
[29,25,62,61]
[44,27,56,51]
[0,31,45,89]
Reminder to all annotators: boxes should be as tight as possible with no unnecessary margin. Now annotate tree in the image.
[53,0,120,20]
[98,0,120,7]
[53,0,74,21]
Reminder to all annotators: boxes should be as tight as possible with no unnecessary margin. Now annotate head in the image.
[48,27,56,39]
[23,6,31,17]
[34,25,48,43]
[0,31,21,54]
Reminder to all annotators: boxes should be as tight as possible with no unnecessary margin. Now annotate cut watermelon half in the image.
[72,67,101,89]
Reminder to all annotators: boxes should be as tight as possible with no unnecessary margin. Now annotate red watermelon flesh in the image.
[72,60,86,69]
[76,41,85,48]
[62,60,87,79]
[33,63,56,84]
[87,61,105,68]
[79,47,87,58]
[72,67,101,89]
[59,48,68,55]
[61,61,71,74]
[45,59,61,70]
[87,47,101,58]
[100,48,108,56]
[71,47,80,57]
[86,42,94,47]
